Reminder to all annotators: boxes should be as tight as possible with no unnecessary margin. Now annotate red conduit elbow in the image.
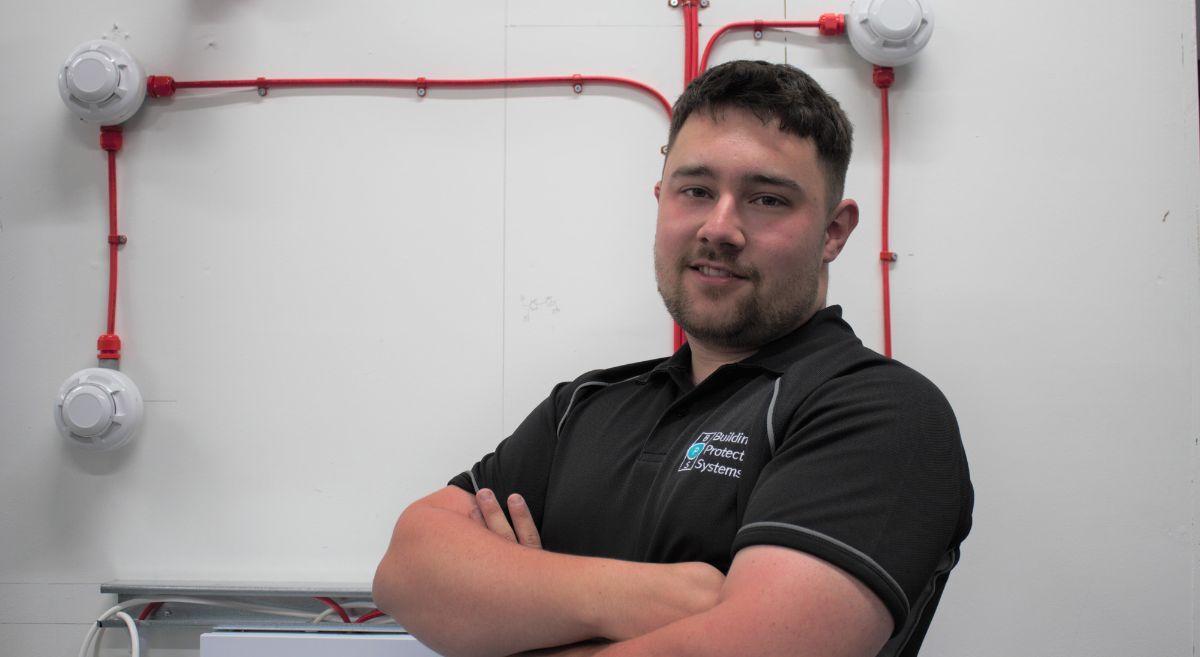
[874,66,895,358]
[698,16,838,73]
[99,126,125,361]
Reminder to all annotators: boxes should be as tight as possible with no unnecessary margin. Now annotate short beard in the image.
[655,249,820,351]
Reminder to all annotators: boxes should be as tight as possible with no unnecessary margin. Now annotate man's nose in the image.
[697,196,746,251]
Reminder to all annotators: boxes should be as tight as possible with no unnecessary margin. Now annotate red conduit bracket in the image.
[256,77,269,97]
[753,20,765,40]
[572,74,583,94]
[416,77,427,97]
[880,251,897,262]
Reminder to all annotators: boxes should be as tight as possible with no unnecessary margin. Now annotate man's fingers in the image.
[508,493,543,549]
[476,489,517,542]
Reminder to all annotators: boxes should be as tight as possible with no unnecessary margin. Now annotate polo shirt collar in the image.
[639,306,850,382]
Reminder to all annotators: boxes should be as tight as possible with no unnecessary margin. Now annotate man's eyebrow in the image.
[743,173,803,192]
[669,164,715,179]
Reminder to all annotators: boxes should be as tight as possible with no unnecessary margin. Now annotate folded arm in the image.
[372,486,724,657]
[538,544,894,657]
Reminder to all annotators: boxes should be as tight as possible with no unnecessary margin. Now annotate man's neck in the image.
[687,340,758,385]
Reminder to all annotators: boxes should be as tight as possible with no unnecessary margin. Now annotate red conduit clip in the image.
[572,74,584,94]
[256,77,269,97]
[753,20,764,40]
[880,251,897,262]
[416,77,427,97]
[97,334,122,360]
[99,125,123,152]
[872,65,895,89]
[819,13,846,36]
[147,75,177,98]
[108,234,127,246]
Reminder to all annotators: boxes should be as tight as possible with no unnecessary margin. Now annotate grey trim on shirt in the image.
[738,520,910,616]
[765,376,782,454]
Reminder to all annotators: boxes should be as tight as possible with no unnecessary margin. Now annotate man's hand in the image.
[474,488,542,548]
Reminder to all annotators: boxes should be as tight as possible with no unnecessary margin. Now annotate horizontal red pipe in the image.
[162,75,673,117]
[699,20,821,72]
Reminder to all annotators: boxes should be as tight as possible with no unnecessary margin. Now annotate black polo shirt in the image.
[450,306,972,657]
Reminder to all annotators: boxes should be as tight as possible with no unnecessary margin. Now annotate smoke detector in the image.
[58,40,147,125]
[54,368,144,451]
[846,0,935,67]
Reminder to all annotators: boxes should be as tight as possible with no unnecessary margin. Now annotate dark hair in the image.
[667,60,854,211]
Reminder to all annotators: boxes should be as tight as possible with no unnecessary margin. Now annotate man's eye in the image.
[751,195,787,208]
[681,187,711,199]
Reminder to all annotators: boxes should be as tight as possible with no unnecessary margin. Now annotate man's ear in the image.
[823,199,859,263]
[653,181,662,201]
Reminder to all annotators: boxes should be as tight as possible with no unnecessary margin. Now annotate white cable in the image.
[113,612,140,657]
[77,596,326,657]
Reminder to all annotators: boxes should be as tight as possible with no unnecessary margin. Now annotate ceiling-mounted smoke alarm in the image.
[846,0,935,67]
[58,40,147,125]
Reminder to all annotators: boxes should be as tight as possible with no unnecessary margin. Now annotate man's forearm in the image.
[544,546,893,657]
[373,489,722,657]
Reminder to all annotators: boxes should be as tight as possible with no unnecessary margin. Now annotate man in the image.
[374,60,973,657]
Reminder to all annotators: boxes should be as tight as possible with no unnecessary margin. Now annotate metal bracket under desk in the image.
[98,581,399,630]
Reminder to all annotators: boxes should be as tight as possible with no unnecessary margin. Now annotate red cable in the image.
[673,1,703,352]
[691,6,699,80]
[106,148,118,336]
[354,610,386,623]
[684,3,699,81]
[314,597,351,623]
[699,19,826,73]
[874,68,895,358]
[137,602,163,621]
[98,127,124,361]
[155,75,673,118]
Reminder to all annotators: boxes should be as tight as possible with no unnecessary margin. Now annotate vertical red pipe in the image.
[106,148,119,335]
[99,126,124,360]
[874,67,895,358]
[674,1,702,351]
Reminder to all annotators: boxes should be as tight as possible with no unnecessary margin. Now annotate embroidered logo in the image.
[677,431,748,479]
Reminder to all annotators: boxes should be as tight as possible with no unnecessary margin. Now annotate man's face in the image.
[653,107,857,351]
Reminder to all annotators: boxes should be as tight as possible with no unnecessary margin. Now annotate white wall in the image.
[1,1,1197,655]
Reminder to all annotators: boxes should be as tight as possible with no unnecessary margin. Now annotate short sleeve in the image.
[447,381,571,528]
[731,365,972,633]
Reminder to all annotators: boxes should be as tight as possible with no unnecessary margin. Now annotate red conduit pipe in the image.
[674,1,703,351]
[698,14,845,73]
[684,2,700,81]
[99,126,125,361]
[874,66,896,358]
[148,75,673,118]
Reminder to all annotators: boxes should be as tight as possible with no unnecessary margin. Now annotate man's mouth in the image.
[690,263,747,279]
